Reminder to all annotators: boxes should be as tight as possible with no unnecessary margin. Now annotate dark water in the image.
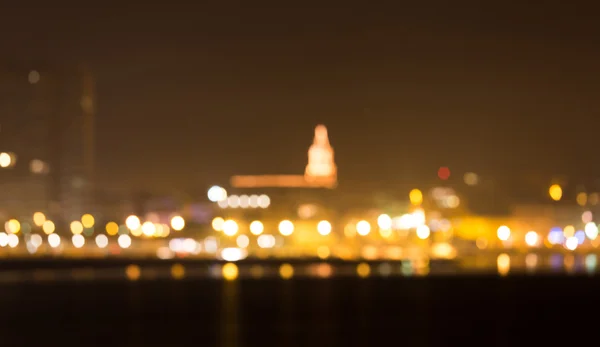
[1,274,599,346]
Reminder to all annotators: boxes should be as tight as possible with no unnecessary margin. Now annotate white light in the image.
[170,216,185,231]
[0,152,11,168]
[220,247,247,262]
[257,194,270,208]
[585,222,598,240]
[7,234,18,248]
[497,225,511,241]
[48,234,61,248]
[72,234,85,248]
[239,195,250,208]
[356,220,371,236]
[0,232,8,247]
[125,215,141,230]
[257,234,276,248]
[212,217,225,231]
[377,214,392,230]
[227,195,240,208]
[141,222,156,236]
[169,239,183,252]
[118,234,132,248]
[223,220,239,236]
[29,234,42,248]
[565,236,578,251]
[394,214,415,230]
[416,225,430,239]
[249,195,259,208]
[204,237,218,253]
[278,220,294,236]
[525,231,539,246]
[236,235,250,248]
[249,221,264,235]
[183,238,197,253]
[95,234,109,248]
[317,220,332,236]
[208,186,227,202]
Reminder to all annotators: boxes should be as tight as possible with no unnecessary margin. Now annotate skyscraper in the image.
[0,62,95,221]
[52,65,95,222]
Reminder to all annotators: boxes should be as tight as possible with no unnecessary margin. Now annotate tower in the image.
[305,125,337,187]
[53,65,96,221]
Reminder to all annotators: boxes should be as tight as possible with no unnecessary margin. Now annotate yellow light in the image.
[278,220,294,236]
[81,214,95,228]
[171,264,185,280]
[577,192,588,206]
[125,215,141,230]
[5,219,21,234]
[416,225,430,239]
[42,220,55,235]
[549,184,562,201]
[497,253,510,276]
[379,228,392,238]
[317,246,330,259]
[170,216,185,231]
[70,221,83,235]
[222,263,239,280]
[33,212,46,227]
[497,225,510,241]
[130,227,143,237]
[125,265,141,281]
[564,225,575,238]
[212,217,225,231]
[317,220,331,236]
[249,221,264,235]
[279,263,294,279]
[222,220,239,236]
[409,189,423,206]
[141,222,156,237]
[105,222,119,236]
[356,263,371,278]
[356,220,371,236]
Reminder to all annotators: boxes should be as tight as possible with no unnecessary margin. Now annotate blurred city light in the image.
[70,221,83,235]
[249,221,264,235]
[279,220,294,236]
[549,184,562,201]
[223,220,239,236]
[42,220,55,235]
[317,220,332,236]
[125,215,141,230]
[212,217,225,231]
[409,189,423,206]
[377,214,392,230]
[525,231,539,247]
[207,186,227,202]
[356,220,371,236]
[81,214,95,228]
[416,225,430,239]
[170,216,185,231]
[497,225,511,241]
[5,219,20,234]
[33,212,46,227]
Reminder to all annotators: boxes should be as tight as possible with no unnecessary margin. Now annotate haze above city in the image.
[2,1,600,193]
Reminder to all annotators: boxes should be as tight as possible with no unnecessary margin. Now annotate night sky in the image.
[2,2,600,193]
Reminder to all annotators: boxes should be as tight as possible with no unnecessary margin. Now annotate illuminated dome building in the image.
[217,125,340,226]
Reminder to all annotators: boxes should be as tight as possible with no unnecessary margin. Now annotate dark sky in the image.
[2,1,600,193]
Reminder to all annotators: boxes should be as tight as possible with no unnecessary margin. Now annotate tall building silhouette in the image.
[51,65,96,221]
